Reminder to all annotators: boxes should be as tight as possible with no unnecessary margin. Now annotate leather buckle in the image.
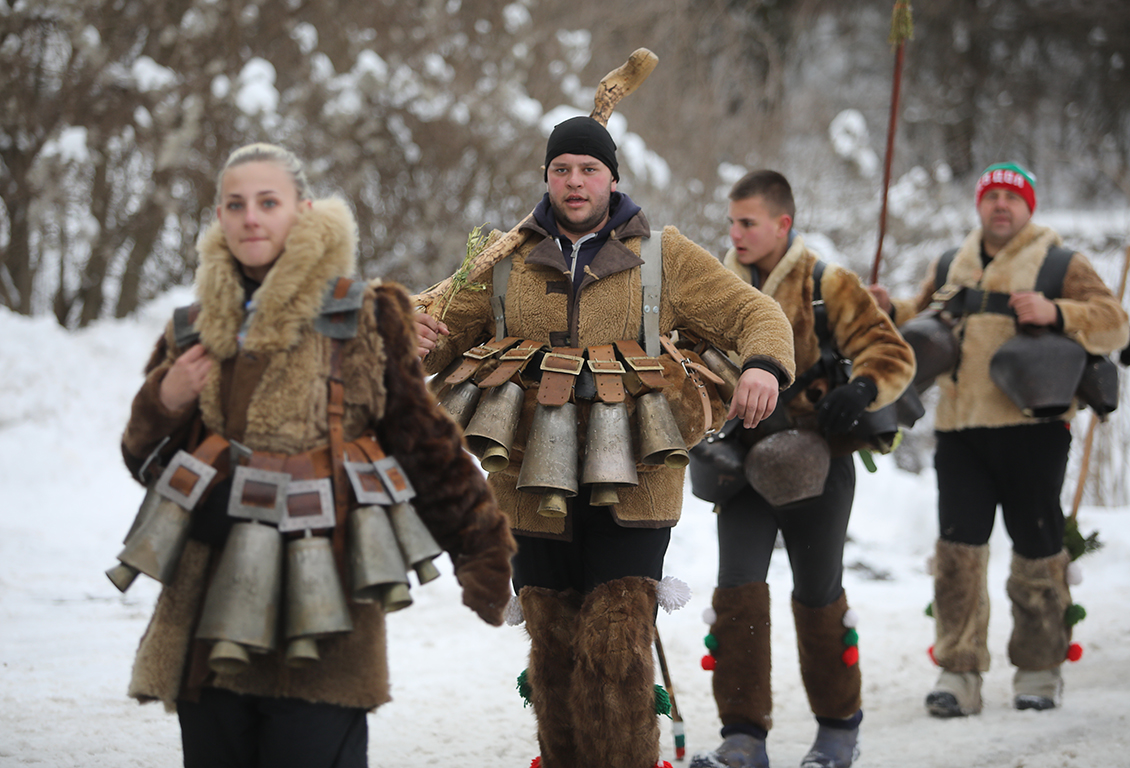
[587,358,625,375]
[542,351,585,376]
[623,355,664,373]
[345,460,393,505]
[464,343,503,361]
[228,465,289,524]
[278,478,336,532]
[155,450,218,509]
[374,456,416,503]
[498,344,540,363]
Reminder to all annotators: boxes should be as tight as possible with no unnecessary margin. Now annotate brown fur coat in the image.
[724,236,915,453]
[891,222,1129,430]
[121,198,514,712]
[418,212,795,537]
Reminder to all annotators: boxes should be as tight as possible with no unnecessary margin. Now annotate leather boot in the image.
[1007,550,1071,711]
[927,539,990,717]
[570,576,660,768]
[521,586,583,768]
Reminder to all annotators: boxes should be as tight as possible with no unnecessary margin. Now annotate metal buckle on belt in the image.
[278,478,335,532]
[374,456,416,503]
[498,344,540,363]
[542,351,585,376]
[345,461,393,505]
[155,450,218,509]
[464,343,503,361]
[587,358,625,375]
[623,355,664,373]
[228,465,289,524]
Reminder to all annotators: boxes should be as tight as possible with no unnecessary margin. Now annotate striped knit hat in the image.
[975,162,1037,212]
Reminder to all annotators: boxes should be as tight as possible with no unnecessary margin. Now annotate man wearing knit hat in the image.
[872,162,1128,719]
[414,116,795,767]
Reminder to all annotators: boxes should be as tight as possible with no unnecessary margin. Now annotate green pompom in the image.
[516,668,532,707]
[843,628,859,647]
[704,633,719,652]
[654,684,672,717]
[1063,516,1103,562]
[1065,603,1087,627]
[924,601,934,618]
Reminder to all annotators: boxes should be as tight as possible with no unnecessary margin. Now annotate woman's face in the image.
[216,160,310,282]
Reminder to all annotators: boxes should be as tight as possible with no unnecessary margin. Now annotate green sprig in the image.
[438,223,491,321]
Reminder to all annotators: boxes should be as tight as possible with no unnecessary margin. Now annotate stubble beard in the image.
[551,190,611,239]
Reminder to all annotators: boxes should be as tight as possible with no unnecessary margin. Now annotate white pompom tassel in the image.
[1066,561,1084,586]
[702,606,717,626]
[842,608,860,629]
[504,594,524,626]
[656,576,692,614]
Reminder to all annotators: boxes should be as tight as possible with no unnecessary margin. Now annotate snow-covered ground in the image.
[2,295,1129,768]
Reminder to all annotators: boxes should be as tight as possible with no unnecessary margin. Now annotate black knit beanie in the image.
[543,116,619,182]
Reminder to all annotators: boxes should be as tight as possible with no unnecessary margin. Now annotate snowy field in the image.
[2,292,1130,768]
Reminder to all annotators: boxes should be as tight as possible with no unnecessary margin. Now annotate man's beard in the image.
[551,190,611,237]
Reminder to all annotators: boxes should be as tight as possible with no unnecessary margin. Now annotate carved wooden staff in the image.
[1069,243,1130,519]
[412,48,659,312]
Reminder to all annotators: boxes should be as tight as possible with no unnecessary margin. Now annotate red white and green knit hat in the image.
[975,162,1037,212]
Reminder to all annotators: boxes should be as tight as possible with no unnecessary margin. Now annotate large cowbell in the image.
[900,311,959,391]
[636,391,689,468]
[990,330,1086,418]
[106,451,217,592]
[348,504,412,611]
[582,401,639,506]
[517,402,579,518]
[463,381,524,472]
[744,428,830,507]
[438,380,483,429]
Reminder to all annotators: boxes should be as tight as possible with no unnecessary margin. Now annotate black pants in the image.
[716,453,855,608]
[935,422,1071,559]
[511,487,671,595]
[178,687,368,768]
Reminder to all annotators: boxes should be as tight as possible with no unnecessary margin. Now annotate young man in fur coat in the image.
[872,162,1129,718]
[414,117,796,768]
[690,171,915,768]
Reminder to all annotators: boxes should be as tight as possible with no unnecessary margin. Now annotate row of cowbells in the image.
[440,380,689,517]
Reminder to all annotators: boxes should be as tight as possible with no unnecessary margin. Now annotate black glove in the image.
[1119,342,1130,367]
[817,377,878,436]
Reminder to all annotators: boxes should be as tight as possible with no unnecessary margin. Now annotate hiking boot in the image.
[800,723,859,768]
[688,734,769,768]
[925,670,982,717]
[1014,667,1062,711]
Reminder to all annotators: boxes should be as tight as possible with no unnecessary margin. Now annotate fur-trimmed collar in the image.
[722,233,810,298]
[193,197,358,359]
[947,221,1062,292]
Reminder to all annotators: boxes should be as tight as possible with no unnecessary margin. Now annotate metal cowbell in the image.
[438,380,483,429]
[110,496,193,589]
[196,521,285,674]
[463,381,524,473]
[636,391,689,469]
[516,402,579,518]
[582,401,638,506]
[990,331,1086,418]
[106,483,169,592]
[900,312,959,391]
[699,345,741,403]
[284,534,354,668]
[348,504,413,612]
[387,502,444,584]
[744,429,830,508]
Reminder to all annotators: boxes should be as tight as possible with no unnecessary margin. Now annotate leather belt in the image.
[660,335,715,434]
[445,336,521,385]
[614,339,669,393]
[587,344,626,403]
[477,339,544,388]
[537,347,585,406]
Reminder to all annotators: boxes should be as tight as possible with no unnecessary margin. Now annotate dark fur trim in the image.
[793,590,862,720]
[933,539,991,672]
[710,583,773,732]
[1007,550,1072,670]
[521,587,584,767]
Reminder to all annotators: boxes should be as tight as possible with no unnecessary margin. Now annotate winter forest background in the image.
[3,0,1130,504]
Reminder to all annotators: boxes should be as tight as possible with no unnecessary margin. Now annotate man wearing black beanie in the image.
[415,114,796,768]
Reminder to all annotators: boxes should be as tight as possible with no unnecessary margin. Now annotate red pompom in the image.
[701,654,717,671]
[530,757,542,768]
[657,763,674,768]
[1066,643,1084,662]
[841,645,860,666]
[927,645,937,665]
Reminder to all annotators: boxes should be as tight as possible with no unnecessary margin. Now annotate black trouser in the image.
[178,687,368,768]
[511,487,671,595]
[716,453,855,608]
[935,422,1071,559]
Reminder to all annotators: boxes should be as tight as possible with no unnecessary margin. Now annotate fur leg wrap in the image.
[793,590,862,720]
[521,586,584,768]
[709,583,773,733]
[933,539,991,673]
[1007,550,1072,671]
[570,576,660,768]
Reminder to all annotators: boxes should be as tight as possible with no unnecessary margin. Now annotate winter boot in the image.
[570,576,661,768]
[520,586,583,768]
[927,540,990,717]
[800,719,860,768]
[1007,550,1072,711]
[925,670,982,717]
[688,733,769,768]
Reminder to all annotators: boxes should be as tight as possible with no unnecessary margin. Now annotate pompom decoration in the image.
[1065,603,1087,627]
[657,576,692,613]
[924,601,934,618]
[505,595,525,626]
[516,669,532,707]
[1066,643,1084,662]
[704,633,719,652]
[1066,561,1083,586]
[530,758,542,768]
[659,762,675,768]
[842,608,859,628]
[702,606,718,625]
[654,684,672,717]
[842,646,860,666]
[928,645,938,665]
[701,654,717,671]
[843,628,859,647]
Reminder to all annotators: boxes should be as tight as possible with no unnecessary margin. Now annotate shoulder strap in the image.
[172,303,202,349]
[639,230,663,356]
[934,247,960,292]
[811,259,832,350]
[1035,245,1074,300]
[314,277,366,339]
[491,255,513,341]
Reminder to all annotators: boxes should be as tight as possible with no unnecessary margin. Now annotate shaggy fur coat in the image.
[891,222,1129,431]
[418,211,795,538]
[120,198,514,712]
[724,235,915,454]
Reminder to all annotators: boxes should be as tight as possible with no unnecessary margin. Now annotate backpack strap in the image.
[491,255,513,341]
[639,229,663,357]
[314,277,366,339]
[172,303,202,349]
[1035,245,1074,300]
